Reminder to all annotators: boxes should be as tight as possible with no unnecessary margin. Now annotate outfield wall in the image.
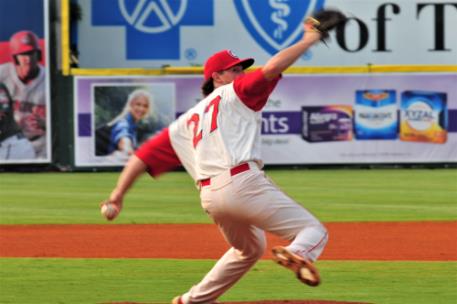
[73,74,457,167]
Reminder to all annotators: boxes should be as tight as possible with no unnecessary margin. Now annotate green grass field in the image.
[1,259,456,304]
[1,168,456,304]
[1,169,456,224]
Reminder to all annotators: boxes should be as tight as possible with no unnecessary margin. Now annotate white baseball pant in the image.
[180,162,328,303]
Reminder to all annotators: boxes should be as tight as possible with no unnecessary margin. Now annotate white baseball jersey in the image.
[0,62,46,110]
[169,69,279,181]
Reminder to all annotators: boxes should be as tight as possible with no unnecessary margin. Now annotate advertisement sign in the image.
[74,77,181,166]
[75,0,457,68]
[268,74,457,164]
[75,73,457,166]
[0,0,51,163]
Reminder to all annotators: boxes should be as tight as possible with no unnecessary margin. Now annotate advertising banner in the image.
[0,0,51,163]
[75,0,457,68]
[74,73,457,166]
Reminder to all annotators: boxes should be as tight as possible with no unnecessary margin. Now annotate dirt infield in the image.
[2,221,455,304]
[1,221,456,260]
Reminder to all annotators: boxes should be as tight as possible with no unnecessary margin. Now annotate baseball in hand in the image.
[100,202,120,221]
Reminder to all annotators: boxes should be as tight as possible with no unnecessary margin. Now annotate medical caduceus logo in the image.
[118,0,188,33]
[234,0,325,55]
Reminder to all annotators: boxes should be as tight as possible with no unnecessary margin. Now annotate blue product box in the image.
[354,90,398,140]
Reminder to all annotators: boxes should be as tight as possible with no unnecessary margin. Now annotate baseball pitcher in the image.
[102,9,347,304]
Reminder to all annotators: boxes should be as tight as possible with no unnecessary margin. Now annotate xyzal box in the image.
[301,105,353,142]
[354,90,398,140]
[400,91,447,144]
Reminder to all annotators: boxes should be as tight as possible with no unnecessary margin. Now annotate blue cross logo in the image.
[92,0,214,60]
[234,0,325,55]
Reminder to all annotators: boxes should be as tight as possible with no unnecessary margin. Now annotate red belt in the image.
[200,163,250,187]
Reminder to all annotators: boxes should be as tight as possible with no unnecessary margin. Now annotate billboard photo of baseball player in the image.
[0,30,48,161]
[101,9,346,304]
[0,0,50,163]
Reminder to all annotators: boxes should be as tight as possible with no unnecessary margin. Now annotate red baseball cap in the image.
[203,50,254,81]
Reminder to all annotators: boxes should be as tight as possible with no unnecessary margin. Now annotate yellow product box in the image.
[400,91,447,144]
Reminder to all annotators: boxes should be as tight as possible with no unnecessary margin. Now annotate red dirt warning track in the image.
[1,221,456,260]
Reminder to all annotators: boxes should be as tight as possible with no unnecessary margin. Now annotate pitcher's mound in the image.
[102,300,371,304]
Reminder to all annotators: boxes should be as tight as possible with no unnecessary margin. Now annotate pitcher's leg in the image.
[237,173,328,286]
[181,222,266,304]
[286,224,328,262]
[233,171,328,261]
[264,196,328,262]
[250,180,327,286]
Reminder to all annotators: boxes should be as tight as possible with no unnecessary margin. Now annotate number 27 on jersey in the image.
[186,96,221,148]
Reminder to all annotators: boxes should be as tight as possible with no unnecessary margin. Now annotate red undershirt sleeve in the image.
[135,127,182,178]
[233,68,281,112]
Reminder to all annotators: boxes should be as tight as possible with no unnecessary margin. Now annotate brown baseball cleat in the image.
[272,246,321,287]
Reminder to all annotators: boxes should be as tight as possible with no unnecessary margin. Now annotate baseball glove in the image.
[306,8,347,41]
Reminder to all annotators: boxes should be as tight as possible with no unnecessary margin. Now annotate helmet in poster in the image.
[9,31,42,59]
